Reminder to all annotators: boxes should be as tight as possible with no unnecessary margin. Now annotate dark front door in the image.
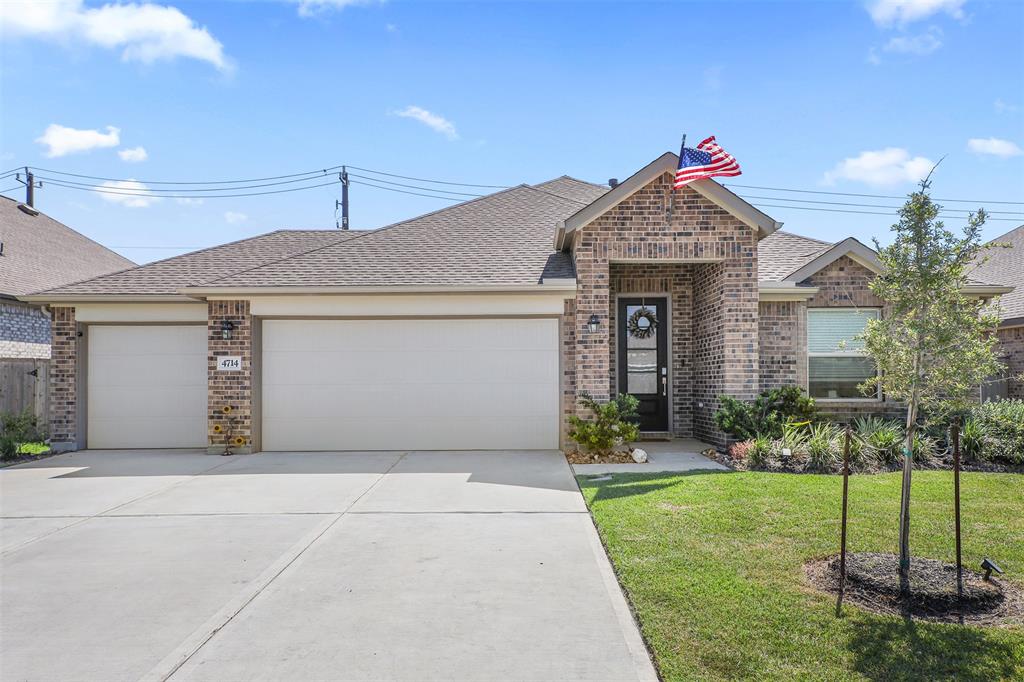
[617,297,669,431]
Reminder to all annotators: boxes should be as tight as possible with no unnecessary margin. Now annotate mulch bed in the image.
[0,451,58,468]
[565,449,639,465]
[805,552,1023,626]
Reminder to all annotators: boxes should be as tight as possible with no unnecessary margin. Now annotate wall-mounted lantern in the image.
[220,319,235,340]
[587,314,601,334]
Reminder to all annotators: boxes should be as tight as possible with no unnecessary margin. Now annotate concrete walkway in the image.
[0,450,657,682]
[572,439,730,475]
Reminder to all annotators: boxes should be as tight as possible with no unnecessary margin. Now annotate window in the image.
[807,308,880,400]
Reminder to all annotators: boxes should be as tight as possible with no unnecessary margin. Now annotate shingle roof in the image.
[532,176,609,204]
[974,224,1024,322]
[36,229,361,296]
[756,231,831,282]
[0,197,135,297]
[199,185,582,288]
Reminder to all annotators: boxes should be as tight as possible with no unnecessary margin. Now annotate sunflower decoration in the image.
[627,306,658,339]
[222,405,233,415]
[212,423,223,434]
[233,436,246,447]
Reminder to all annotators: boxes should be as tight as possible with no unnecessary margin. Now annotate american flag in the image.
[673,136,742,189]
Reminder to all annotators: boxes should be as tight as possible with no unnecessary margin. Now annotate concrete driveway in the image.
[1,450,656,682]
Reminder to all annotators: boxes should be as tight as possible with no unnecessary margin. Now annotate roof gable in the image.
[786,237,882,283]
[0,197,134,297]
[554,152,782,249]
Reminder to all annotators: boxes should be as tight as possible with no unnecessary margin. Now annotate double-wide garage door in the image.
[261,318,560,451]
[87,325,207,449]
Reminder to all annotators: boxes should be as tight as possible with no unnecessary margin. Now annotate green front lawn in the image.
[580,470,1024,681]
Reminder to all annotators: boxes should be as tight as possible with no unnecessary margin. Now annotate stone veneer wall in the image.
[571,172,759,446]
[997,325,1024,399]
[560,297,577,446]
[48,306,77,449]
[609,263,694,436]
[207,300,254,453]
[1,301,51,359]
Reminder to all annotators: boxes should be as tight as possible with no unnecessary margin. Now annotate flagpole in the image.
[669,134,686,223]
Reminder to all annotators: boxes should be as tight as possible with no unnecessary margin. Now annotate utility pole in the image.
[338,166,349,230]
[17,167,40,207]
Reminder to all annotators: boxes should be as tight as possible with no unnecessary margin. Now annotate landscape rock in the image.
[631,448,648,463]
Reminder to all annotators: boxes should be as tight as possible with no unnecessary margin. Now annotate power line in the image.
[348,165,509,189]
[725,182,1024,206]
[40,177,343,199]
[33,172,341,193]
[0,185,21,193]
[349,179,468,202]
[737,193,1024,216]
[752,202,1023,221]
[30,165,345,185]
[347,173,485,197]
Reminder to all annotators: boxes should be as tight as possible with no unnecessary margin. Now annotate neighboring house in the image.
[973,224,1024,399]
[22,153,1014,453]
[1,197,134,359]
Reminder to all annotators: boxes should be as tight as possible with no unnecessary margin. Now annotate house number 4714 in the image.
[217,356,242,371]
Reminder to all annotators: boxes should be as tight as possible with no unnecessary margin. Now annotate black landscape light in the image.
[981,558,1003,581]
[587,314,600,334]
[220,319,235,340]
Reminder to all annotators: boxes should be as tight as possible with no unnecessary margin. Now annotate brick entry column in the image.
[207,300,254,454]
[49,306,78,452]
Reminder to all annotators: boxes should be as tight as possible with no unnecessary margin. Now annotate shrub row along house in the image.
[20,153,1018,452]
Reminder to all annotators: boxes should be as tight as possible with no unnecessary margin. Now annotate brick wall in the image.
[800,255,903,422]
[571,171,759,446]
[1,301,51,359]
[997,325,1024,399]
[207,300,254,453]
[609,263,694,436]
[758,300,806,391]
[48,306,77,450]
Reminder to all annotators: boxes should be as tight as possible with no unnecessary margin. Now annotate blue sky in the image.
[1,0,1022,265]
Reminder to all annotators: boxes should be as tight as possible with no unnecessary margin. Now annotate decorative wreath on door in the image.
[627,307,658,339]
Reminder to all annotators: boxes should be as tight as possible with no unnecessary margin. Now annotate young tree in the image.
[861,172,1003,600]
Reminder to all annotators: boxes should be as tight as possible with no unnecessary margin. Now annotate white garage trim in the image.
[87,325,207,449]
[260,318,560,451]
[75,303,207,323]
[247,293,569,318]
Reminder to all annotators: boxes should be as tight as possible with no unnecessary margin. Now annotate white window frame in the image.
[807,308,882,402]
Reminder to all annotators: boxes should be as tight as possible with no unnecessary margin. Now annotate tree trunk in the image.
[898,403,917,602]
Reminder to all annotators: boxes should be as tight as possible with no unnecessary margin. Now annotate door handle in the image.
[661,375,667,397]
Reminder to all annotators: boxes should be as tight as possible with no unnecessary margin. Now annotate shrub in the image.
[805,422,842,472]
[748,435,775,469]
[958,417,988,462]
[970,400,1024,465]
[0,409,45,444]
[855,417,904,467]
[713,386,817,441]
[0,435,17,461]
[911,432,939,464]
[568,393,640,455]
[728,440,753,463]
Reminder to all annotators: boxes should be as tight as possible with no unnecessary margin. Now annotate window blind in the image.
[807,309,879,354]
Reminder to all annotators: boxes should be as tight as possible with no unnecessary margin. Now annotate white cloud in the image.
[291,0,374,18]
[0,0,230,71]
[35,124,120,158]
[967,137,1023,158]
[866,0,965,27]
[176,197,204,206]
[118,146,148,162]
[385,23,398,33]
[883,26,943,54]
[98,179,160,208]
[994,98,1019,114]
[823,148,935,187]
[224,210,248,224]
[394,106,458,140]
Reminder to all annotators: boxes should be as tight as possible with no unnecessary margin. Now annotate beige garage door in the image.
[87,325,207,449]
[261,318,560,451]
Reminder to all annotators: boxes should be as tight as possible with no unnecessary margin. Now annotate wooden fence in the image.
[0,359,49,422]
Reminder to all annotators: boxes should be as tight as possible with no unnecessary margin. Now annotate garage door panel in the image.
[88,325,206,449]
[261,319,559,451]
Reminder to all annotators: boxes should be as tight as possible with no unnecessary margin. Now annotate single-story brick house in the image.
[1,197,135,362]
[22,153,1014,453]
[973,224,1024,399]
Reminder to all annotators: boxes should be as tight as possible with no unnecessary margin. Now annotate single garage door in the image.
[87,325,207,448]
[261,318,560,451]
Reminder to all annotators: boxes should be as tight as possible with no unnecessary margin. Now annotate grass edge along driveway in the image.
[579,469,1024,681]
